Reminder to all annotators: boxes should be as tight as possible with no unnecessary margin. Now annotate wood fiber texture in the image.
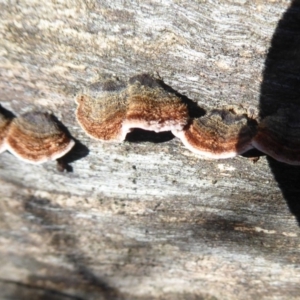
[1,0,300,299]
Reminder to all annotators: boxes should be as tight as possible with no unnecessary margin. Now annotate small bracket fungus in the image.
[0,105,13,153]
[75,78,130,142]
[252,107,300,165]
[173,106,257,159]
[123,74,189,133]
[6,111,75,164]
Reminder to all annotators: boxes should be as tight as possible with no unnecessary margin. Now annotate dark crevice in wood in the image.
[125,128,175,143]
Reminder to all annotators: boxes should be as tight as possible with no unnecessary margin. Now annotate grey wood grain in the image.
[1,0,300,299]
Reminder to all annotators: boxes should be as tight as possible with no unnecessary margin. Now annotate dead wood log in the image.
[1,1,300,299]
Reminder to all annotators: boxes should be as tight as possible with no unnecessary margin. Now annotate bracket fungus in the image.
[6,111,75,164]
[172,106,257,159]
[3,75,300,166]
[252,107,300,165]
[123,74,189,133]
[75,78,130,142]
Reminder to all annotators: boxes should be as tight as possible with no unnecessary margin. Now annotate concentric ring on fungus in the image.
[0,105,12,153]
[172,106,257,159]
[6,111,75,164]
[252,107,300,165]
[75,78,129,142]
[123,74,189,133]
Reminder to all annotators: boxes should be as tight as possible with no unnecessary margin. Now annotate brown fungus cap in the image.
[0,105,13,153]
[75,78,129,142]
[123,74,189,133]
[6,111,75,164]
[173,106,256,159]
[252,107,300,165]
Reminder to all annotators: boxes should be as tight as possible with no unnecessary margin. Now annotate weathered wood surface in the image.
[1,0,300,299]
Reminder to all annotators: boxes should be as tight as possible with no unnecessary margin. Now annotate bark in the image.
[1,0,300,299]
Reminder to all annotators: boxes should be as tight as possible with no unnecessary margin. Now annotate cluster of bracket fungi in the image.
[0,73,299,167]
[75,73,300,165]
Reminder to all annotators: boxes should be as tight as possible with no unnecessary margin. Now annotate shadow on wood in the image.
[259,0,300,225]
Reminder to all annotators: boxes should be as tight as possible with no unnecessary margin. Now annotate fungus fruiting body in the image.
[123,74,188,133]
[75,78,130,142]
[252,108,300,165]
[173,107,256,159]
[6,111,75,164]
